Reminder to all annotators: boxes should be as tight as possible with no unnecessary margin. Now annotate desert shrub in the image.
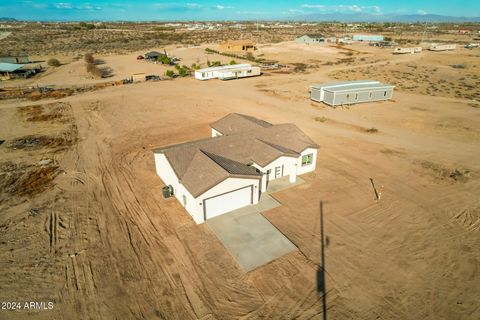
[178,65,190,77]
[86,63,102,78]
[229,60,237,65]
[190,63,200,70]
[158,55,172,65]
[207,60,221,67]
[84,53,95,64]
[165,70,175,78]
[47,58,61,67]
[365,128,379,133]
[293,63,307,73]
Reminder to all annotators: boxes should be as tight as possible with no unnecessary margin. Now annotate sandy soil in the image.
[0,42,479,319]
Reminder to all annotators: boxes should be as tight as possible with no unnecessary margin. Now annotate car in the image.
[136,55,144,60]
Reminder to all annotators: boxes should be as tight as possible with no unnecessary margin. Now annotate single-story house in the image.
[144,51,164,61]
[295,34,336,44]
[310,80,394,107]
[153,113,319,223]
[219,40,256,53]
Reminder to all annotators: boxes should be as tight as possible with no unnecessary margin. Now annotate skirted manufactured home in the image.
[310,80,394,107]
[153,114,318,223]
[194,64,260,81]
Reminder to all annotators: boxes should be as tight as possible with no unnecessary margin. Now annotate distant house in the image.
[153,113,318,223]
[144,51,164,61]
[0,62,40,80]
[428,43,456,51]
[310,80,394,107]
[0,54,29,64]
[393,47,422,54]
[194,64,261,81]
[295,34,336,44]
[352,34,384,42]
[219,40,256,53]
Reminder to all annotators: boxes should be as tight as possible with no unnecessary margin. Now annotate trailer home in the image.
[394,47,422,54]
[195,64,260,80]
[428,44,456,51]
[217,66,261,81]
[310,80,394,107]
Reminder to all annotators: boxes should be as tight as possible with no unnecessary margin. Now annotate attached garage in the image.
[203,185,253,220]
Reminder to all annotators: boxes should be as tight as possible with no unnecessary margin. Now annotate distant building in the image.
[310,80,394,107]
[393,47,422,54]
[195,64,261,81]
[428,44,456,51]
[295,34,336,44]
[219,40,256,53]
[0,54,29,64]
[352,34,384,42]
[0,62,40,80]
[144,51,164,61]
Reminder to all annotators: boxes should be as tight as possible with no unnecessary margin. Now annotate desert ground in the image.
[1,37,480,320]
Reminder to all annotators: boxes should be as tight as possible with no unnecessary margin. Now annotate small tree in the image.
[47,58,61,67]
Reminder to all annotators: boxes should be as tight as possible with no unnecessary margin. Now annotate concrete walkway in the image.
[207,177,305,272]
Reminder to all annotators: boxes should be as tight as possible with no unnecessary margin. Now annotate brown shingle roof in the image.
[210,113,272,135]
[154,114,318,198]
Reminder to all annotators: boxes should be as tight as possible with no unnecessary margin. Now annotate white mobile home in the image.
[195,63,253,80]
[153,113,318,224]
[428,43,456,51]
[310,80,394,107]
[393,47,422,54]
[218,66,261,80]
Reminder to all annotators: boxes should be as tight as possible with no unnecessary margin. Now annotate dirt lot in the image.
[0,41,479,319]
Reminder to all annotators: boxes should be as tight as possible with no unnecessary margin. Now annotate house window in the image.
[302,154,313,166]
[182,195,187,207]
[384,91,387,96]
[369,92,372,98]
[355,93,358,100]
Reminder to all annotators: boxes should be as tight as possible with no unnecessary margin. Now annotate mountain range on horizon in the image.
[0,14,479,23]
[291,13,480,23]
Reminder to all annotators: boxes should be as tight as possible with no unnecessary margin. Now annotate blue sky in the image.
[1,1,479,21]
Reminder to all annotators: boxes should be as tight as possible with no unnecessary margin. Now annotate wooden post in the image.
[370,178,379,200]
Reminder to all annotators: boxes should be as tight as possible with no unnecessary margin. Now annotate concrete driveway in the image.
[207,177,304,272]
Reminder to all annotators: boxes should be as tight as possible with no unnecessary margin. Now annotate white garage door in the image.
[204,185,253,220]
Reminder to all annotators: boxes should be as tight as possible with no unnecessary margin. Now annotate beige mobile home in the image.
[429,43,456,51]
[394,47,422,54]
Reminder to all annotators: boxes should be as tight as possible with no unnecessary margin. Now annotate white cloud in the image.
[417,9,427,15]
[214,5,233,10]
[300,4,382,14]
[55,2,73,9]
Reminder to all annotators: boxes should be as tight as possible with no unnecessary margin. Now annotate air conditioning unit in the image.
[162,185,174,198]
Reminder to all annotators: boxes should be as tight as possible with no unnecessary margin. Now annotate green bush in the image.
[229,60,237,65]
[158,55,173,65]
[47,58,61,67]
[165,70,175,78]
